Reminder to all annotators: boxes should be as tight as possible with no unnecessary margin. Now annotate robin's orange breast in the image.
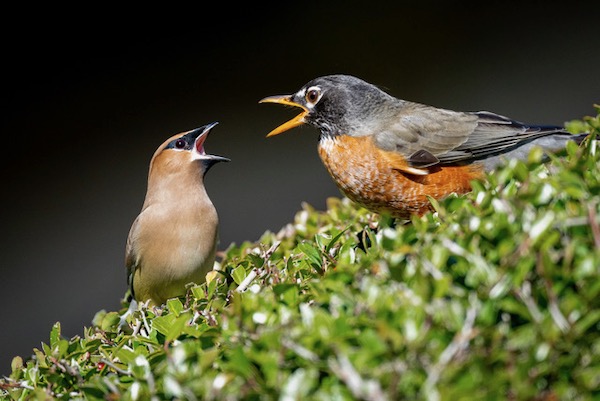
[318,135,484,219]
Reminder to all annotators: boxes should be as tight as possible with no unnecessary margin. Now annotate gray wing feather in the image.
[438,111,570,164]
[373,102,478,155]
[373,105,573,167]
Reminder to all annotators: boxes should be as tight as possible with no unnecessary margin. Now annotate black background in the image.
[2,3,599,375]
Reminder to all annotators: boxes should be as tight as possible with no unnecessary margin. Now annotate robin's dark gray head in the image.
[260,74,396,138]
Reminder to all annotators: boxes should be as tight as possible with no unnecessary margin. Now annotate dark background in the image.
[2,3,598,375]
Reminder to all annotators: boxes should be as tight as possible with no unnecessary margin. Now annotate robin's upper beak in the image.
[259,95,309,137]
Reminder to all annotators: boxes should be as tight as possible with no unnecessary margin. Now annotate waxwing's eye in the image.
[305,87,321,104]
[175,139,187,149]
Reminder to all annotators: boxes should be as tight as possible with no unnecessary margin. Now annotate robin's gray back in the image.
[296,75,586,171]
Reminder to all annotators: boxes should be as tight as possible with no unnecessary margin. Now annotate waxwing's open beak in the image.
[191,122,230,163]
[259,95,309,137]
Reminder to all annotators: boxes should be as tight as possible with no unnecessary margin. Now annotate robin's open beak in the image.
[259,95,309,137]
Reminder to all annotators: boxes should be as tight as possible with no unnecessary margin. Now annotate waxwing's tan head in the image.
[149,122,230,177]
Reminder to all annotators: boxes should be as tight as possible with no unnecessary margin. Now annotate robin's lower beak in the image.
[259,95,309,137]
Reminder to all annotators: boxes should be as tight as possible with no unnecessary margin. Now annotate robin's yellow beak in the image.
[259,95,309,137]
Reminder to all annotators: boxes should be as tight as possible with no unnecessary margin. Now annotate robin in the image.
[125,122,230,306]
[260,74,587,219]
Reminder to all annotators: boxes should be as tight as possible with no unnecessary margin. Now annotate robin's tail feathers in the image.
[475,131,588,171]
[569,132,589,145]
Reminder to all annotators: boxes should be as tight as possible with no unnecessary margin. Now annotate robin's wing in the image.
[373,103,477,169]
[438,111,568,164]
[373,105,567,171]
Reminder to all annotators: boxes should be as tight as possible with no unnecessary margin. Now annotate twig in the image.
[235,269,260,293]
[99,358,131,376]
[423,293,480,401]
[131,319,143,336]
[133,355,158,401]
[0,379,32,391]
[421,257,444,280]
[329,351,388,401]
[441,239,494,278]
[140,302,152,336]
[513,281,543,323]
[537,255,570,333]
[281,338,319,363]
[236,241,281,293]
[588,203,600,249]
[264,241,281,258]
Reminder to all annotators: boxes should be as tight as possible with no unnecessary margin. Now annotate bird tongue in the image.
[195,134,206,155]
[188,122,229,164]
[193,122,218,155]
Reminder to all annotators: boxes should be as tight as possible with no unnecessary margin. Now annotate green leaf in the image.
[167,298,184,316]
[33,348,48,368]
[326,228,348,253]
[191,284,205,299]
[50,322,61,349]
[166,312,192,342]
[226,345,255,379]
[152,314,176,336]
[273,284,299,306]
[98,311,121,331]
[11,356,23,372]
[231,265,248,285]
[573,309,600,336]
[298,242,322,268]
[247,253,264,268]
[115,347,138,365]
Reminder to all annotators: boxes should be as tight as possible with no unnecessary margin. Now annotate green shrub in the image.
[2,107,599,400]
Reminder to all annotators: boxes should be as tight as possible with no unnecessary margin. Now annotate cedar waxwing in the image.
[125,122,229,306]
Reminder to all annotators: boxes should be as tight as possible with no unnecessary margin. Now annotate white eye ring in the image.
[304,86,322,106]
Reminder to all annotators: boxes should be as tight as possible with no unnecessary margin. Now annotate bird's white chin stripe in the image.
[191,152,210,161]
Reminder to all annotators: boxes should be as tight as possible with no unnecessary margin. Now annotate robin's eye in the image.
[175,139,187,149]
[305,87,321,104]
